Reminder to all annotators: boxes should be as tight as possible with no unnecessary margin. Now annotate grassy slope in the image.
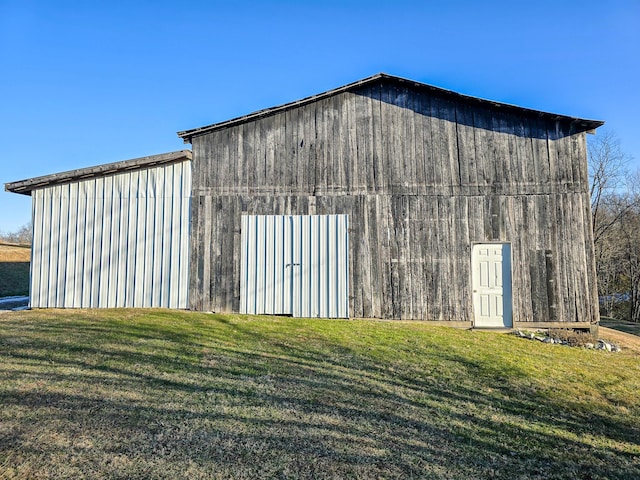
[601,317,640,337]
[0,310,639,480]
[0,244,30,297]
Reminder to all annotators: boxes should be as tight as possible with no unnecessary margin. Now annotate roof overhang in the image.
[177,73,604,143]
[5,150,192,196]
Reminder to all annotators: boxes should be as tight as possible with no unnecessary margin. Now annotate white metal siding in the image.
[30,161,191,308]
[240,214,349,318]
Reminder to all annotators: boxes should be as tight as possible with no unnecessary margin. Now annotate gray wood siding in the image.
[189,82,598,324]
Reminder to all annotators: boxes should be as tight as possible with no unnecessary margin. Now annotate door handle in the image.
[286,263,301,268]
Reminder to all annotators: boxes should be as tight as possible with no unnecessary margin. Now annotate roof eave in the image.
[5,150,192,196]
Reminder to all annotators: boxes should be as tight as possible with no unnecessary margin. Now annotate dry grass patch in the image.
[0,309,639,479]
[547,328,597,347]
[0,244,31,262]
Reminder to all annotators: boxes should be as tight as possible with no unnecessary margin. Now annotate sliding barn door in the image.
[240,215,349,318]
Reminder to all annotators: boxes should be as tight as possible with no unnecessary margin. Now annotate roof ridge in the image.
[177,73,604,143]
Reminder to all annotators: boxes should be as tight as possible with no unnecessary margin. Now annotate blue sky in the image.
[1,0,638,232]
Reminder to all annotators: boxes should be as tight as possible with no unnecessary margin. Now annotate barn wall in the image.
[189,83,598,324]
[190,87,589,198]
[31,161,191,308]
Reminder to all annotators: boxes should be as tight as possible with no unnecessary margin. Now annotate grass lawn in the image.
[601,317,640,337]
[0,309,639,479]
[0,244,30,297]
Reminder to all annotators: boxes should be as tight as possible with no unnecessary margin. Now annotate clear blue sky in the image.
[1,0,638,232]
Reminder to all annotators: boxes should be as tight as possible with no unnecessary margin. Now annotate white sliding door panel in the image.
[240,214,349,318]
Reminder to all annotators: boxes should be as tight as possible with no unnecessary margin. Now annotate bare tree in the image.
[589,130,633,246]
[624,171,640,322]
[0,222,32,245]
[589,132,640,322]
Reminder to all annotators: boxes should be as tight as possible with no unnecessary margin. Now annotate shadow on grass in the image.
[0,261,29,297]
[0,312,639,479]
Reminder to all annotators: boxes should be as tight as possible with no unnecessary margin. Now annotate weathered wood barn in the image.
[178,73,603,330]
[6,73,603,330]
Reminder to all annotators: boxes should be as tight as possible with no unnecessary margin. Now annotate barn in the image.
[6,73,603,330]
[179,73,602,330]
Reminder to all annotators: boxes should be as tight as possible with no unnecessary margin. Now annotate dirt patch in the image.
[599,326,640,354]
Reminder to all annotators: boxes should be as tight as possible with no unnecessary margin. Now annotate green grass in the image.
[601,316,640,336]
[1,309,639,479]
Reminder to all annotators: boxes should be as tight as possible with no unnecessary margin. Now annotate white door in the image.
[240,215,349,318]
[472,243,512,327]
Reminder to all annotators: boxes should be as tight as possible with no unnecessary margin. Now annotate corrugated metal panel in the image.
[30,161,191,308]
[240,214,349,318]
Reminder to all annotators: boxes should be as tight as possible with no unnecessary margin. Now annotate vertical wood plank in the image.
[411,91,426,196]
[471,107,491,191]
[429,97,446,191]
[408,196,424,319]
[341,92,355,193]
[313,100,328,195]
[203,195,213,310]
[355,91,374,194]
[370,83,385,193]
[455,102,476,194]
[441,98,460,194]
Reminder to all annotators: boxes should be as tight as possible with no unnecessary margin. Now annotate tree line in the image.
[0,223,31,245]
[589,131,639,323]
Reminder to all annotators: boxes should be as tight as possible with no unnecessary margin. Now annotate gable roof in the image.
[177,73,604,143]
[5,150,192,196]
